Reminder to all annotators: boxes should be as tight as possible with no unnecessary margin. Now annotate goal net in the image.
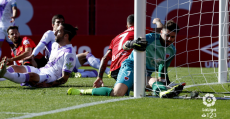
[134,0,230,98]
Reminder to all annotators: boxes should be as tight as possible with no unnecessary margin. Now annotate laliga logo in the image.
[203,93,216,107]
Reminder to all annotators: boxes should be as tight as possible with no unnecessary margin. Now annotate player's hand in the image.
[126,38,148,51]
[10,17,15,23]
[7,58,13,64]
[93,77,104,88]
[152,18,161,24]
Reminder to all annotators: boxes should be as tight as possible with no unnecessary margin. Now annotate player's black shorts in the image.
[23,56,48,68]
[111,68,120,81]
[35,56,48,68]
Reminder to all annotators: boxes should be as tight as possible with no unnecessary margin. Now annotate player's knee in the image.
[148,77,159,87]
[112,83,128,96]
[113,90,126,96]
[28,73,39,86]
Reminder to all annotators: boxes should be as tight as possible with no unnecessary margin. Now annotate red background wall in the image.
[1,0,228,67]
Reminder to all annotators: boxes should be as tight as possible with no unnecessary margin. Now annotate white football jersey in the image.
[39,42,76,79]
[0,0,17,28]
[32,30,55,58]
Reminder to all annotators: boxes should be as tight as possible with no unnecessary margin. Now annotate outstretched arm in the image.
[11,6,17,23]
[32,42,46,57]
[123,38,148,51]
[93,50,111,88]
[152,18,163,33]
[8,47,32,64]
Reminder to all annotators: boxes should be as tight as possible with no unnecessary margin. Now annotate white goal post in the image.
[134,0,146,97]
[218,0,229,83]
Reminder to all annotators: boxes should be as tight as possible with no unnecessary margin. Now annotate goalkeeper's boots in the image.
[0,57,7,78]
[75,72,82,78]
[67,88,82,95]
[160,82,186,98]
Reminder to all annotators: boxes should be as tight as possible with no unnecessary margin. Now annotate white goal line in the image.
[8,97,137,119]
[184,82,230,89]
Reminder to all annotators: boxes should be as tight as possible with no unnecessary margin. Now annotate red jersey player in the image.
[7,26,47,68]
[93,14,134,88]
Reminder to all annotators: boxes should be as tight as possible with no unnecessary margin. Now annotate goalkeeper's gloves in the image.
[125,38,148,51]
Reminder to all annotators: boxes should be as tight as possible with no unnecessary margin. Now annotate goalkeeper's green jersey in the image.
[123,33,176,73]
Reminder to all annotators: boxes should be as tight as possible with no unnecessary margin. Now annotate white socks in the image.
[4,71,29,83]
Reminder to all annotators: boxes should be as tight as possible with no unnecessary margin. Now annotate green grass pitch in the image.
[0,67,230,119]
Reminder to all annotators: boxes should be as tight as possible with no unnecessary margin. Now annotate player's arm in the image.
[25,32,50,60]
[49,53,76,87]
[33,32,51,56]
[8,47,32,63]
[11,2,17,23]
[31,42,46,57]
[93,50,111,88]
[98,50,111,79]
[158,56,175,84]
[152,18,163,33]
[123,38,148,51]
[35,71,70,88]
[49,71,70,87]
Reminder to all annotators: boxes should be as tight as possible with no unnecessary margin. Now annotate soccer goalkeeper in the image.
[67,19,185,98]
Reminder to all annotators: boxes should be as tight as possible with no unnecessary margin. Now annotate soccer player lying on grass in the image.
[0,23,77,88]
[6,26,47,68]
[93,14,135,87]
[67,20,185,98]
[24,14,109,78]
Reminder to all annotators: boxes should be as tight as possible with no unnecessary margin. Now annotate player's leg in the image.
[148,73,185,98]
[0,64,28,82]
[111,62,134,96]
[86,52,110,75]
[148,76,167,96]
[76,52,110,74]
[67,62,133,96]
[75,69,98,78]
[0,58,50,86]
[73,53,98,78]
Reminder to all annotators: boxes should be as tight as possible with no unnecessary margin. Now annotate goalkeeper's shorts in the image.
[114,61,134,96]
[111,68,120,80]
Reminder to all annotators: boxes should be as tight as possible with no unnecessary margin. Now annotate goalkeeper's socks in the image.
[82,87,113,96]
[68,87,113,96]
[152,81,167,96]
[92,87,113,96]
[4,71,29,83]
